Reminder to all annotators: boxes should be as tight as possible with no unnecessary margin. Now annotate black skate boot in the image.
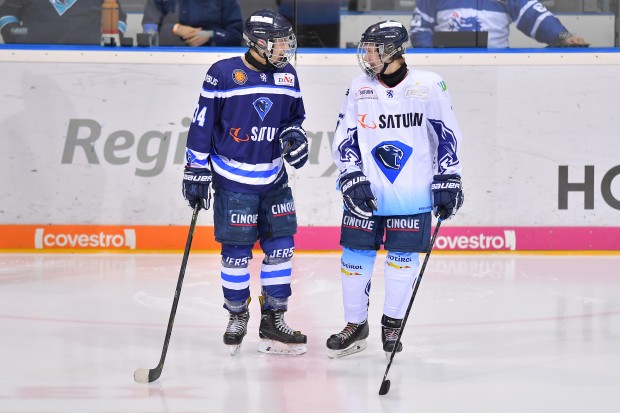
[381,314,403,359]
[326,320,369,359]
[223,311,250,356]
[257,295,307,356]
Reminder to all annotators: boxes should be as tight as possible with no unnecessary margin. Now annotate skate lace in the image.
[383,327,401,342]
[337,323,360,341]
[226,313,248,334]
[274,312,295,335]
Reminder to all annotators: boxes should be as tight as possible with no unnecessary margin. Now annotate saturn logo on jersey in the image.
[355,87,377,100]
[372,141,413,183]
[229,128,250,142]
[232,69,247,85]
[253,97,273,121]
[357,114,377,129]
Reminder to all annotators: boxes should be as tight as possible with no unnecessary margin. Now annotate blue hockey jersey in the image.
[186,56,306,193]
[410,0,570,48]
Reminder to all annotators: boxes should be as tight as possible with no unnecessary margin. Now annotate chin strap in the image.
[380,61,407,88]
[245,49,276,72]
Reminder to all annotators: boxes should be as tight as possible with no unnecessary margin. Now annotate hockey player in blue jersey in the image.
[327,21,464,358]
[182,9,309,356]
[410,0,588,48]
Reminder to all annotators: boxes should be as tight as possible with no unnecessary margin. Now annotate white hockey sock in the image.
[341,247,376,324]
[383,251,419,319]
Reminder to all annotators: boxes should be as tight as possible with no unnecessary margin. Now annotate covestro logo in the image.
[34,228,136,250]
[435,230,516,251]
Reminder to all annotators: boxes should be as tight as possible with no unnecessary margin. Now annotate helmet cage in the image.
[356,21,407,77]
[357,42,404,77]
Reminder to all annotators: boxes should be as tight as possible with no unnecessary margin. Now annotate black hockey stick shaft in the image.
[134,203,200,383]
[379,217,443,395]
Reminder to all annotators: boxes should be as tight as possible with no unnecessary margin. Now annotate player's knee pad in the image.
[220,244,253,311]
[261,236,294,265]
[260,236,294,302]
[341,247,377,323]
[221,244,253,268]
[385,251,419,278]
[383,251,420,318]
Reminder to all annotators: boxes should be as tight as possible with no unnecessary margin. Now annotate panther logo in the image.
[253,97,273,121]
[449,15,482,31]
[374,144,404,170]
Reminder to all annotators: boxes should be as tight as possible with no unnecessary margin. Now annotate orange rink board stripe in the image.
[1,225,620,252]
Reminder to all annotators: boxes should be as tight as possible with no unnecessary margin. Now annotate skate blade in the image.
[227,344,242,356]
[327,339,367,359]
[384,346,403,361]
[257,339,307,356]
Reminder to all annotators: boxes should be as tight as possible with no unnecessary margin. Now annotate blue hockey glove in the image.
[431,174,464,219]
[340,171,378,219]
[182,167,212,210]
[279,126,308,169]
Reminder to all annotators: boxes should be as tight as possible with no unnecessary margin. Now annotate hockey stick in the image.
[134,202,201,383]
[379,216,443,395]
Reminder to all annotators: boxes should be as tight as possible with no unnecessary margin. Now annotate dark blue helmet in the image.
[244,9,296,68]
[357,21,408,77]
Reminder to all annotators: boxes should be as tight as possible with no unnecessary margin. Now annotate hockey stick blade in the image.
[378,380,391,395]
[133,203,200,384]
[378,217,443,396]
[133,366,162,384]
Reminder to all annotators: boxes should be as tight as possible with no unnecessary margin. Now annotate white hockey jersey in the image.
[332,69,463,216]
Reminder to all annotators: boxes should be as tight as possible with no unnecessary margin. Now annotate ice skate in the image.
[257,296,307,356]
[381,315,403,359]
[326,320,369,359]
[223,311,250,356]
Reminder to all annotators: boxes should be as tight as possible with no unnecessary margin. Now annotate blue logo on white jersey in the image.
[372,141,412,183]
[338,128,362,165]
[253,97,273,121]
[449,15,482,31]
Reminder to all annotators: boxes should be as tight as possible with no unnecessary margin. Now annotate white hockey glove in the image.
[431,174,464,219]
[340,171,378,219]
[279,126,308,169]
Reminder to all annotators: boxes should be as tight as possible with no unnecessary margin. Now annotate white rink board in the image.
[1,50,619,227]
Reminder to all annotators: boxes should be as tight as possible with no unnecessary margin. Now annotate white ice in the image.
[0,253,619,413]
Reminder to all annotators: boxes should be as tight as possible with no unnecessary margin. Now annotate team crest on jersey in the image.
[372,141,413,183]
[274,73,295,87]
[49,0,77,16]
[356,87,377,100]
[253,97,273,121]
[232,69,247,85]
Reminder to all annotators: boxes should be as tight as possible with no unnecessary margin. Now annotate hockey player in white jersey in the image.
[410,0,588,48]
[182,9,309,356]
[327,20,464,358]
